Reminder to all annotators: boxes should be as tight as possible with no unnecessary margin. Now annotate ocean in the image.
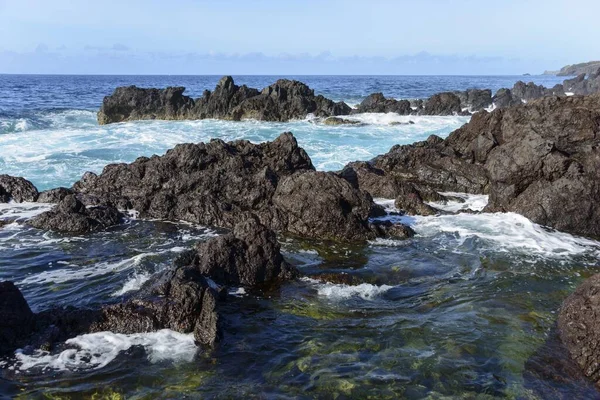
[1,74,598,398]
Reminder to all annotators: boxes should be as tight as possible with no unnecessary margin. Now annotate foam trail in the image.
[302,277,392,300]
[8,329,197,372]
[428,192,489,213]
[20,253,156,285]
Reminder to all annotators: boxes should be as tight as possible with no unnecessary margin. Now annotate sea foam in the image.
[7,329,197,372]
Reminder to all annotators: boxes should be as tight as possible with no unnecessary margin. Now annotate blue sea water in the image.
[2,74,599,399]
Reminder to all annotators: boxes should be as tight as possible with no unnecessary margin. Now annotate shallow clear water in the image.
[0,74,596,399]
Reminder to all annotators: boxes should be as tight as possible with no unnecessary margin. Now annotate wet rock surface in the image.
[343,93,600,238]
[186,216,299,286]
[0,216,299,355]
[29,195,123,233]
[97,72,600,125]
[0,175,38,203]
[558,274,600,386]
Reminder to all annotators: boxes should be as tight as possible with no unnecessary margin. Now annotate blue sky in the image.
[0,0,598,75]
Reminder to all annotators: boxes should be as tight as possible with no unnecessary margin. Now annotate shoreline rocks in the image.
[341,93,600,239]
[70,133,412,242]
[0,175,38,203]
[97,71,600,126]
[98,76,351,124]
[29,195,123,233]
[0,216,300,356]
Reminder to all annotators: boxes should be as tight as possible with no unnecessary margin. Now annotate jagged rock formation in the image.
[0,175,38,203]
[29,195,123,233]
[70,133,411,242]
[186,216,298,286]
[343,93,600,238]
[353,93,412,115]
[98,76,351,124]
[563,69,600,95]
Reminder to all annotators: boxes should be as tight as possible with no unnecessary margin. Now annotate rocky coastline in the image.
[97,69,600,124]
[3,76,600,393]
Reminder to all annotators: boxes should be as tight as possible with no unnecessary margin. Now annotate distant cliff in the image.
[544,61,600,76]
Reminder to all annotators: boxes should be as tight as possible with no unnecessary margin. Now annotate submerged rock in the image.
[0,216,300,354]
[558,274,600,386]
[323,117,362,126]
[29,195,123,233]
[0,175,38,203]
[98,76,351,124]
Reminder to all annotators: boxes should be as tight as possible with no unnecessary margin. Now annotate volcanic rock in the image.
[422,92,462,115]
[29,195,123,233]
[97,76,351,124]
[0,175,38,203]
[558,274,600,386]
[354,93,412,115]
[37,187,75,203]
[187,216,298,287]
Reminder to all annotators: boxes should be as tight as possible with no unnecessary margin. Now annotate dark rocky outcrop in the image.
[272,170,406,241]
[422,92,462,115]
[29,195,123,233]
[453,89,493,111]
[91,266,221,346]
[491,88,521,108]
[97,86,196,125]
[0,175,38,203]
[563,68,600,95]
[353,93,412,115]
[338,161,441,215]
[0,282,35,356]
[558,274,600,386]
[71,133,411,242]
[186,216,298,287]
[98,76,351,124]
[346,94,600,238]
[36,187,75,203]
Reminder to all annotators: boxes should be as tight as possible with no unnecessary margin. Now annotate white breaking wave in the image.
[20,253,154,285]
[7,329,196,372]
[111,271,153,297]
[0,202,53,222]
[0,115,468,190]
[301,277,392,300]
[372,197,600,259]
[428,192,489,213]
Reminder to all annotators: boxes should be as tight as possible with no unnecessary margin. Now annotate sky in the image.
[0,0,599,75]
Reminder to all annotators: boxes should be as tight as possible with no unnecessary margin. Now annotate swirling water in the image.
[1,74,598,399]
